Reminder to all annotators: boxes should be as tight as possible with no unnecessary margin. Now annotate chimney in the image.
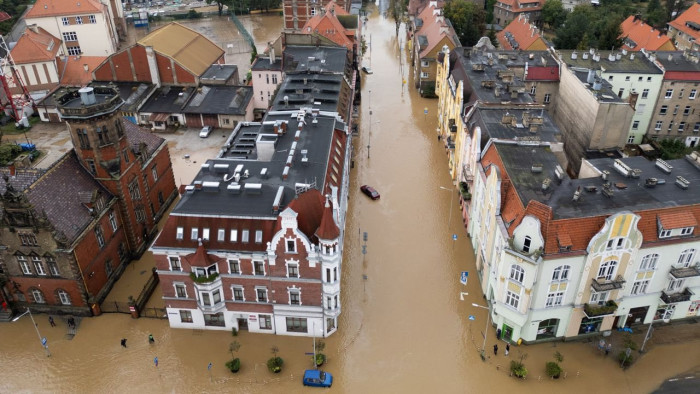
[145,46,161,87]
[9,164,16,177]
[28,24,39,34]
[608,53,616,62]
[270,45,275,63]
[587,69,596,84]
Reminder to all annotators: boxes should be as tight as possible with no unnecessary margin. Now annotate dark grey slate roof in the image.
[494,141,700,220]
[122,118,165,156]
[171,110,346,218]
[654,51,700,73]
[559,50,663,74]
[0,168,45,194]
[200,64,238,81]
[271,73,342,112]
[251,57,282,71]
[570,68,624,103]
[139,85,195,114]
[25,151,114,243]
[182,85,252,116]
[283,46,348,74]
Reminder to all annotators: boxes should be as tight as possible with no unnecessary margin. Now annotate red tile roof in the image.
[25,0,103,18]
[658,211,698,229]
[284,189,325,242]
[183,241,222,268]
[302,1,354,49]
[315,199,340,240]
[497,16,546,51]
[417,17,457,58]
[57,55,106,86]
[10,26,60,64]
[669,3,700,43]
[0,12,11,23]
[620,15,675,51]
[496,0,543,13]
[525,66,559,81]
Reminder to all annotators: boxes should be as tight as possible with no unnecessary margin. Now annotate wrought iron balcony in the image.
[591,275,626,292]
[660,288,694,304]
[669,265,700,279]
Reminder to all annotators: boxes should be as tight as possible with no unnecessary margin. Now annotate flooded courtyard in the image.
[0,3,698,393]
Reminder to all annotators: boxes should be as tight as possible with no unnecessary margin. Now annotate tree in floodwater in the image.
[443,0,485,47]
[389,0,408,36]
[206,0,234,16]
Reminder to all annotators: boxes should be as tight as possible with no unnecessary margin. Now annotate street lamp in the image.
[12,308,51,357]
[640,318,670,353]
[472,303,490,357]
[368,120,380,159]
[439,186,454,230]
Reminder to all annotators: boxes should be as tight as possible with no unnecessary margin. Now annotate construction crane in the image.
[0,34,35,122]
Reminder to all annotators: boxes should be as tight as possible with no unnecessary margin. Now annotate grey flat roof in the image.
[570,68,625,103]
[139,85,195,113]
[90,81,156,113]
[654,51,700,73]
[283,46,348,74]
[271,73,342,112]
[495,141,700,219]
[171,110,346,218]
[251,57,282,71]
[471,107,562,147]
[182,85,252,116]
[559,50,663,74]
[200,64,238,81]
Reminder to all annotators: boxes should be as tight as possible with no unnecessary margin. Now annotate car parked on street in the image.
[303,369,333,387]
[199,126,213,138]
[360,185,380,200]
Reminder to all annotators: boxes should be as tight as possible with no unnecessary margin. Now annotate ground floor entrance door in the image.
[237,318,248,330]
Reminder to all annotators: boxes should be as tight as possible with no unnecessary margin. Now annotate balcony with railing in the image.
[669,265,700,279]
[591,275,626,292]
[583,300,618,318]
[660,288,694,304]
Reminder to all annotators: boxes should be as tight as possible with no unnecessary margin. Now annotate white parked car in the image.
[199,126,213,138]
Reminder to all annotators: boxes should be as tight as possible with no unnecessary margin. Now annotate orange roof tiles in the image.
[184,242,220,268]
[620,15,675,51]
[658,211,698,229]
[315,200,340,240]
[497,0,543,14]
[417,17,457,58]
[58,55,106,86]
[26,0,103,18]
[497,16,547,51]
[10,26,60,64]
[669,4,700,41]
[302,2,354,50]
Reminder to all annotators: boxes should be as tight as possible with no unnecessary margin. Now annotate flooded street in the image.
[0,5,698,394]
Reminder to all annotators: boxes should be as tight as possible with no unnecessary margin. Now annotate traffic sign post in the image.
[41,337,47,346]
[460,271,469,285]
[469,315,475,321]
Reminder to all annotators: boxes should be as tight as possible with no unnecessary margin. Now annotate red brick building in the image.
[0,85,177,317]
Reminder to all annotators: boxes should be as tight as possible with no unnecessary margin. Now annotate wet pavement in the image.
[0,4,699,394]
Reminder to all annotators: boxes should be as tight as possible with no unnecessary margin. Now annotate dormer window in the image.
[522,236,532,253]
[286,238,296,253]
[606,237,624,250]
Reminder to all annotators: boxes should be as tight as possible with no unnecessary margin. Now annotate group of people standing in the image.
[120,334,155,348]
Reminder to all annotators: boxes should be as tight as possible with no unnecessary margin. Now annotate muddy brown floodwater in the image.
[0,5,698,394]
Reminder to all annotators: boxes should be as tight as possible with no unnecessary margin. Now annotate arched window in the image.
[597,260,618,281]
[552,265,570,281]
[509,264,525,283]
[678,249,696,267]
[30,288,45,304]
[57,289,71,305]
[523,236,532,253]
[640,254,659,271]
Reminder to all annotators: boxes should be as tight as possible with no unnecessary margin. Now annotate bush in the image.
[231,327,238,336]
[545,361,562,378]
[225,358,240,373]
[315,353,326,367]
[618,351,633,367]
[0,144,22,164]
[510,360,527,379]
[267,356,283,373]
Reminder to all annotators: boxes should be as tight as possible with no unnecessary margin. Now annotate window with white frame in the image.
[684,106,691,115]
[109,211,118,232]
[175,283,187,298]
[680,227,694,235]
[228,259,240,274]
[597,260,618,280]
[169,256,182,271]
[255,230,263,243]
[552,265,570,281]
[180,310,193,323]
[242,230,249,243]
[89,15,96,23]
[665,89,673,98]
[287,263,299,278]
[545,291,564,307]
[151,165,158,181]
[655,121,662,130]
[509,264,524,283]
[202,228,210,241]
[32,288,45,303]
[75,16,83,24]
[95,226,105,248]
[522,236,532,253]
[17,255,30,275]
[660,229,672,238]
[32,256,45,275]
[256,287,268,302]
[505,290,520,309]
[628,135,636,144]
[544,93,551,103]
[678,249,696,267]
[530,85,536,95]
[230,229,238,242]
[62,17,69,25]
[631,279,650,295]
[679,122,686,131]
[176,227,184,240]
[642,89,649,98]
[660,105,668,115]
[289,289,301,305]
[640,254,659,271]
[632,120,640,130]
[218,229,225,241]
[667,278,685,292]
[286,238,296,253]
[691,89,697,99]
[62,32,78,42]
[57,289,71,305]
[259,314,272,329]
[420,72,429,78]
[625,76,630,81]
[192,263,218,278]
[46,257,59,276]
[421,60,429,67]
[590,290,608,305]
[191,228,198,240]
[606,237,624,250]
[254,261,265,276]
[232,286,245,301]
